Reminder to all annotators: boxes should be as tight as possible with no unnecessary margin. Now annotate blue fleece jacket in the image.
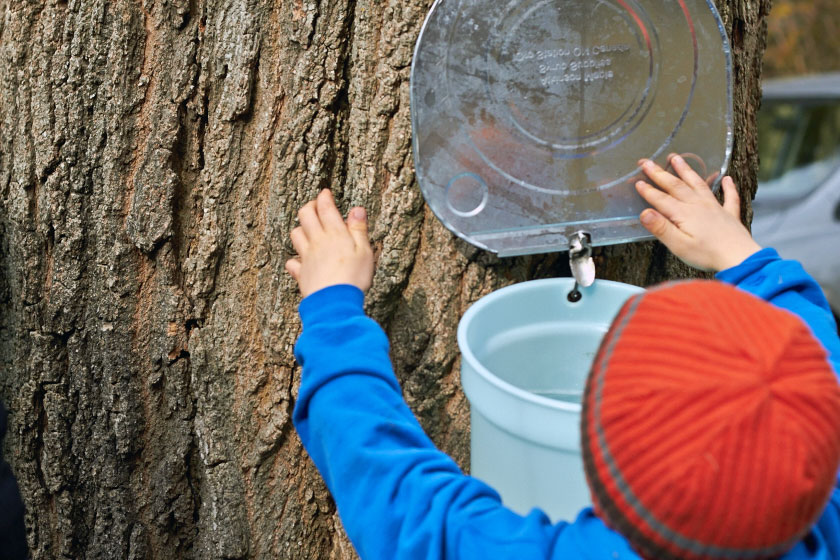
[293,248,840,560]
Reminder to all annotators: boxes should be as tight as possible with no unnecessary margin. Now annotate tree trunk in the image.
[0,0,769,558]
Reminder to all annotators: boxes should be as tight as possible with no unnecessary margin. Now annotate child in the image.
[286,157,840,560]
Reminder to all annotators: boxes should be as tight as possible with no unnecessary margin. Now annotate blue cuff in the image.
[299,284,366,330]
[715,248,780,285]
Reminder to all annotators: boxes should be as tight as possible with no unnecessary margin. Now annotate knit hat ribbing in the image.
[581,281,840,560]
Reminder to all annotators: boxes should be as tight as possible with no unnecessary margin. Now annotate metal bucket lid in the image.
[411,0,733,256]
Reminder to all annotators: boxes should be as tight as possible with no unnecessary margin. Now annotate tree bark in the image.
[0,0,769,558]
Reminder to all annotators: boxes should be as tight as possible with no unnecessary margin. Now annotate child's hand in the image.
[635,156,762,272]
[285,189,374,298]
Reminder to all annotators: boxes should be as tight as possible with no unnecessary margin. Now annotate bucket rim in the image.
[457,277,644,412]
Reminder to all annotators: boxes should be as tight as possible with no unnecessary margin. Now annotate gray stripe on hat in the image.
[592,291,807,558]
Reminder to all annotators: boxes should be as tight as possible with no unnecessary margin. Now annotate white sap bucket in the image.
[458,278,644,521]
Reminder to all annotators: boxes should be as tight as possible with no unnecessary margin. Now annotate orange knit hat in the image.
[582,281,840,560]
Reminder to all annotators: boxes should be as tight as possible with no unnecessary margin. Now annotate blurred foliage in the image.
[764,0,840,78]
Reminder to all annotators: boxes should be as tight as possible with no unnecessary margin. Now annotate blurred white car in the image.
[752,72,840,322]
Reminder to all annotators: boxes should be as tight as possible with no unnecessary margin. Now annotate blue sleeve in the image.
[291,285,579,560]
[717,249,840,557]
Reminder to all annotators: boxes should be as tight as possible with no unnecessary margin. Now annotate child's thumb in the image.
[347,207,369,247]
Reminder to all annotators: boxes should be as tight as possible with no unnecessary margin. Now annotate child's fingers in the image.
[346,207,370,250]
[290,226,309,254]
[639,209,685,249]
[635,181,681,219]
[721,177,741,219]
[669,154,712,194]
[285,258,302,281]
[640,160,692,197]
[316,189,348,233]
[298,200,323,238]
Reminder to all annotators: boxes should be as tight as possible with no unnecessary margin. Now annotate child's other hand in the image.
[635,156,762,272]
[285,190,374,298]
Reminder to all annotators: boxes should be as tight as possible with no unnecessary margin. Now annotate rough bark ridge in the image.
[0,0,769,558]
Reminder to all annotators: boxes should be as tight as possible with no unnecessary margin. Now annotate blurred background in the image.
[764,0,840,78]
[752,0,840,322]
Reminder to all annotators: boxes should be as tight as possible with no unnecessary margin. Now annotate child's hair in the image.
[581,281,840,560]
